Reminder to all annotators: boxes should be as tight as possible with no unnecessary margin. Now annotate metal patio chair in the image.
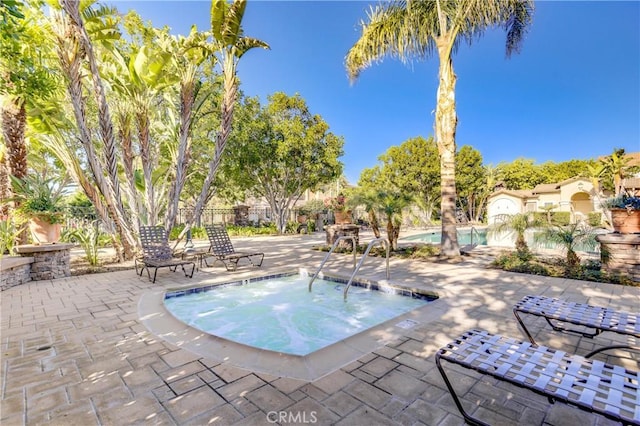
[135,225,196,283]
[204,224,264,271]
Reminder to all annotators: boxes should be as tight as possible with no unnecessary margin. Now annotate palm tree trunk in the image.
[386,218,395,251]
[435,43,460,257]
[116,110,141,237]
[368,208,381,238]
[0,153,10,219]
[2,99,29,243]
[136,107,156,225]
[189,55,237,230]
[165,71,196,231]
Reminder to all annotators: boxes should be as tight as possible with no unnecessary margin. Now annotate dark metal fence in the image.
[63,205,371,230]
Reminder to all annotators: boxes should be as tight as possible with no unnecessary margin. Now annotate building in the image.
[486,177,600,224]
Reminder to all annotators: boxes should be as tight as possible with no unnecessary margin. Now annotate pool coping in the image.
[138,268,444,381]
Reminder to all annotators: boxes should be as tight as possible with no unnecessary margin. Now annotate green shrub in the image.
[588,212,602,227]
[225,224,278,236]
[552,212,571,226]
[62,222,110,266]
[169,225,206,240]
[532,211,571,226]
[0,220,24,256]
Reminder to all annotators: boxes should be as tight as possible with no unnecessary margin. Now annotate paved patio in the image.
[1,232,638,425]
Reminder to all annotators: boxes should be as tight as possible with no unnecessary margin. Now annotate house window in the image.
[526,202,537,212]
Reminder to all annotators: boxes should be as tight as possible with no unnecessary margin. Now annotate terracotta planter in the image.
[29,217,62,244]
[334,210,352,225]
[610,208,640,234]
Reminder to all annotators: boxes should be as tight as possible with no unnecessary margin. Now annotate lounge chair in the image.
[436,329,640,426]
[204,224,264,271]
[513,295,639,357]
[135,225,196,283]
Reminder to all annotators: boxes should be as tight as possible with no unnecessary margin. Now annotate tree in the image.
[1,0,57,241]
[496,158,545,190]
[455,145,485,222]
[346,0,533,257]
[600,148,630,196]
[536,223,598,268]
[223,93,344,234]
[189,0,269,230]
[377,190,412,251]
[346,187,382,238]
[539,159,593,183]
[377,136,440,225]
[53,0,137,259]
[491,213,541,259]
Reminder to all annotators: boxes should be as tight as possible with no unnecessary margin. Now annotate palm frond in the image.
[345,2,437,82]
[222,0,246,46]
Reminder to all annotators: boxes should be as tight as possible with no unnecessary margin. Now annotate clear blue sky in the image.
[111,0,640,184]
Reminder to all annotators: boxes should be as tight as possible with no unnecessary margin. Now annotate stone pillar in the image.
[233,205,250,226]
[596,234,640,282]
[325,224,360,250]
[14,243,74,281]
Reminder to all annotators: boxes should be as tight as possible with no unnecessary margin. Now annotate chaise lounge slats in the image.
[513,295,639,357]
[436,329,640,426]
[135,226,196,283]
[204,224,264,271]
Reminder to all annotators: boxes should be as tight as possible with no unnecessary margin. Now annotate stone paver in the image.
[1,233,638,425]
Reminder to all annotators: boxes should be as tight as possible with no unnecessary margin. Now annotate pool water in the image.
[404,228,488,245]
[164,273,434,356]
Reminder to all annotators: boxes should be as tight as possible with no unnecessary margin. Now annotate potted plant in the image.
[601,194,640,234]
[11,175,65,244]
[324,193,352,224]
[296,205,310,224]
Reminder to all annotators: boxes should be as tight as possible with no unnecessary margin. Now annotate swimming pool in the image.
[164,272,436,356]
[404,228,488,245]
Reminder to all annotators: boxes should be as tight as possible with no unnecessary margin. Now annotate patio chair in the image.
[135,225,196,283]
[513,295,639,357]
[204,224,264,271]
[436,329,640,426]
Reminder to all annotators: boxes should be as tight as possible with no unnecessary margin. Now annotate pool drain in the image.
[395,319,419,329]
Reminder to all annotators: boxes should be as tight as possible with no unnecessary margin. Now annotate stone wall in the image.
[13,244,74,282]
[597,233,640,282]
[0,257,34,291]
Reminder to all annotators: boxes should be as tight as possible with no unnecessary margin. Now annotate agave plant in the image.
[10,175,66,224]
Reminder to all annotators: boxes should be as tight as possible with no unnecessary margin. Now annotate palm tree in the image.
[491,213,541,258]
[377,190,412,251]
[587,162,611,229]
[346,0,534,257]
[165,28,209,232]
[1,3,56,242]
[347,188,382,238]
[600,148,629,196]
[535,223,598,268]
[54,1,137,259]
[189,0,269,230]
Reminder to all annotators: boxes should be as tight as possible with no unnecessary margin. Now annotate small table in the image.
[180,247,213,269]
